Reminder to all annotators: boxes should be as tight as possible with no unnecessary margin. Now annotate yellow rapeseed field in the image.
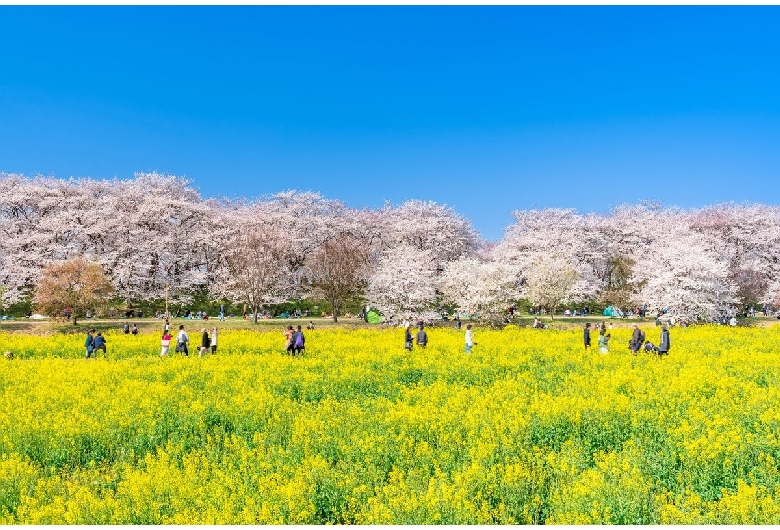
[1,324,780,524]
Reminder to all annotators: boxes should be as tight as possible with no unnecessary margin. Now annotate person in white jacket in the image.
[176,325,189,356]
[465,324,475,353]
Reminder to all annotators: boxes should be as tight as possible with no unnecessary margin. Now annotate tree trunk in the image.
[549,306,555,321]
[332,301,339,323]
[74,315,78,325]
[253,305,259,324]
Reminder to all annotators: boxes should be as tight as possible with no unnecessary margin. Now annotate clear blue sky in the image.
[2,6,780,240]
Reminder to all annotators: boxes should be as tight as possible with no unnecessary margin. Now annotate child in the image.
[161,332,171,356]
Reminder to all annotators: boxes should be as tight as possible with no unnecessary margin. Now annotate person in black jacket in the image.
[199,328,210,357]
[630,324,643,355]
[416,324,428,349]
[583,323,592,351]
[658,325,670,356]
[404,324,413,351]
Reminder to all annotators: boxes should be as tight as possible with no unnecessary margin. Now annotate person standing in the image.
[85,329,95,358]
[583,323,592,351]
[293,325,306,356]
[465,324,475,353]
[630,324,642,356]
[131,324,138,335]
[199,328,210,357]
[283,326,295,355]
[404,324,413,351]
[210,327,218,354]
[123,322,130,334]
[658,324,670,356]
[164,319,170,334]
[176,325,189,356]
[160,331,172,357]
[598,332,610,354]
[416,323,428,349]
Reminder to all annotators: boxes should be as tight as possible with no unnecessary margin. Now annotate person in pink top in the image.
[160,332,172,357]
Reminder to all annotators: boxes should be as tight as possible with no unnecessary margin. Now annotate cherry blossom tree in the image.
[730,268,768,311]
[0,172,217,311]
[6,171,780,324]
[635,224,733,321]
[523,253,579,320]
[687,203,780,307]
[492,208,602,302]
[373,200,479,263]
[439,256,519,322]
[365,244,438,320]
[217,228,296,323]
[305,235,370,323]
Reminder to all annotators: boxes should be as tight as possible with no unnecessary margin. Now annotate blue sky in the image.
[2,6,780,240]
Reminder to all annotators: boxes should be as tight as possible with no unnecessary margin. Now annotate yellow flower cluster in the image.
[0,324,779,523]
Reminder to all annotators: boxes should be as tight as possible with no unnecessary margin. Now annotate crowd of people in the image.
[79,313,681,361]
[583,321,670,357]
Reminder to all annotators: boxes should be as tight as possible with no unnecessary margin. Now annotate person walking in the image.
[176,325,189,356]
[210,327,218,354]
[199,328,210,357]
[416,323,428,349]
[283,325,295,355]
[404,324,413,351]
[93,332,107,357]
[160,331,172,357]
[583,323,592,351]
[292,325,306,356]
[85,329,95,358]
[658,324,670,356]
[465,324,476,353]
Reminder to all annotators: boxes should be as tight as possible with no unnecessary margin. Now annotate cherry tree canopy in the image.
[3,172,780,321]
